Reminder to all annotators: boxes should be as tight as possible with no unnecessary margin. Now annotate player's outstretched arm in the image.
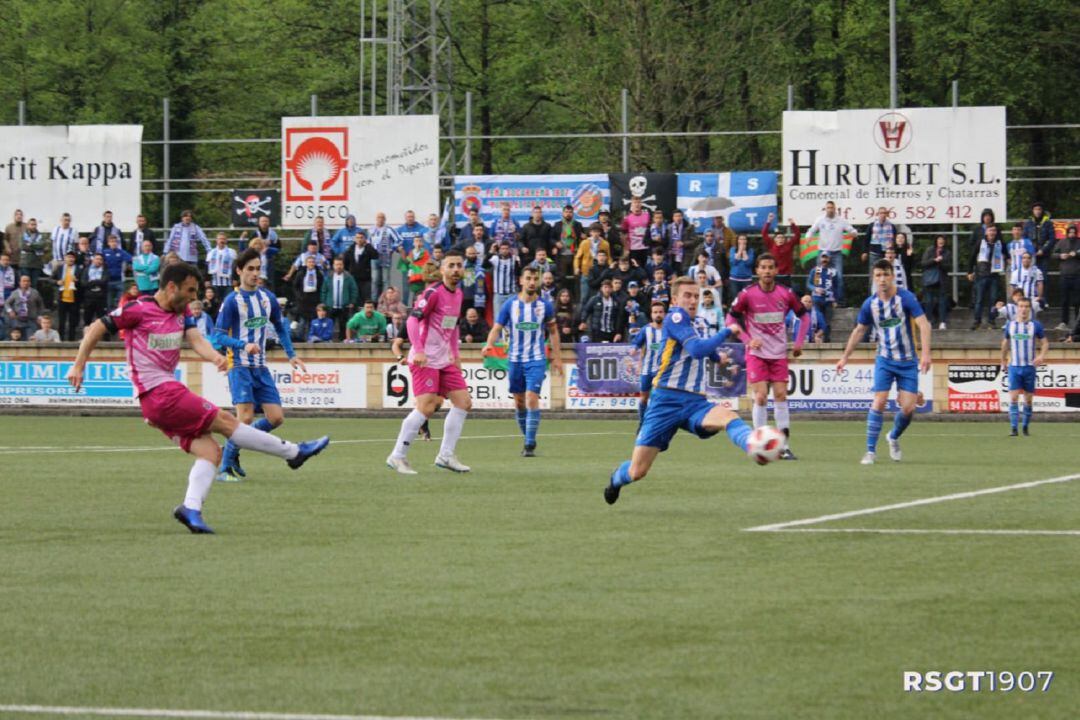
[836,324,867,372]
[66,319,108,392]
[186,327,228,373]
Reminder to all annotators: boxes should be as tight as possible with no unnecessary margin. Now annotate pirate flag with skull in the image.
[231,189,281,228]
[609,173,677,220]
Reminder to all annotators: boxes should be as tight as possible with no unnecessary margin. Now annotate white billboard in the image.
[382,362,550,410]
[0,125,142,227]
[203,363,368,409]
[782,107,1006,226]
[280,115,439,228]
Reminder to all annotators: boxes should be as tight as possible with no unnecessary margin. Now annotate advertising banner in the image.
[203,363,367,409]
[569,342,744,410]
[947,363,1080,413]
[768,363,934,412]
[231,189,281,228]
[0,360,185,407]
[281,116,439,227]
[782,107,1006,225]
[383,362,550,410]
[676,172,778,233]
[453,174,609,227]
[0,125,142,226]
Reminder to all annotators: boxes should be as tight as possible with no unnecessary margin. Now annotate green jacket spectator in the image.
[320,270,359,310]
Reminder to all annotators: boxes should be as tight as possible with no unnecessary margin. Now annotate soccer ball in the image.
[746,426,784,465]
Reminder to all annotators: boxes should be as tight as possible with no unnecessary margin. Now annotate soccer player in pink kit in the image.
[387,250,473,474]
[728,253,809,459]
[65,262,330,534]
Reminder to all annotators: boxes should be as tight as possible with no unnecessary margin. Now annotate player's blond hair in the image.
[670,276,697,296]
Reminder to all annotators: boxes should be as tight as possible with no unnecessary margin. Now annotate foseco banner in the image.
[281,116,439,228]
[782,107,1006,226]
[0,125,142,226]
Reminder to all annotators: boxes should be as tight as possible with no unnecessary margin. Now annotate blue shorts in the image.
[228,366,281,410]
[640,372,656,393]
[508,359,546,395]
[635,387,718,452]
[872,357,919,394]
[1008,365,1036,393]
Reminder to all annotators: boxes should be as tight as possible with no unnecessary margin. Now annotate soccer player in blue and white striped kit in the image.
[482,265,563,457]
[212,248,308,481]
[837,260,932,465]
[1001,296,1048,436]
[605,277,753,505]
[631,301,666,424]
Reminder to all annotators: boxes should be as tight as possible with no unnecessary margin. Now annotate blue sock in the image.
[253,417,275,433]
[611,460,633,488]
[1009,402,1019,430]
[725,418,751,452]
[1023,403,1033,429]
[525,409,540,446]
[515,408,527,436]
[890,411,913,440]
[866,409,884,452]
[221,440,237,468]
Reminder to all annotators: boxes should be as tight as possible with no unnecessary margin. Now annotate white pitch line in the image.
[0,705,503,720]
[760,527,1080,537]
[744,473,1080,533]
[0,431,622,456]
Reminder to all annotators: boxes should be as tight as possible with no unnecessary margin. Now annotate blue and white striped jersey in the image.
[632,324,665,376]
[488,255,519,295]
[496,296,553,363]
[856,288,924,362]
[1004,320,1044,368]
[1013,265,1043,300]
[214,288,294,368]
[653,306,713,394]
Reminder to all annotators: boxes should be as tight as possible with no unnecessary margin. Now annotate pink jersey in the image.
[407,282,462,369]
[730,282,807,360]
[620,210,651,251]
[104,296,194,395]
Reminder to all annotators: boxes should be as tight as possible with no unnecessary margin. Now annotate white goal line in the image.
[0,705,504,720]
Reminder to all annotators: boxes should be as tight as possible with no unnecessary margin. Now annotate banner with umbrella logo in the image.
[676,172,777,233]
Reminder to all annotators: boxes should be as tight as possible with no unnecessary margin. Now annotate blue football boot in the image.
[173,505,215,534]
[287,436,330,469]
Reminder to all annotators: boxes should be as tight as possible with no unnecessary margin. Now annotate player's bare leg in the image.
[435,388,472,472]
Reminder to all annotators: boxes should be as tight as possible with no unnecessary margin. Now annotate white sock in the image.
[184,459,216,511]
[229,422,299,460]
[392,409,429,459]
[439,407,468,457]
[752,402,768,428]
[774,400,791,447]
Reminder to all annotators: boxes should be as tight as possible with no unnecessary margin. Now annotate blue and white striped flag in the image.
[677,172,778,233]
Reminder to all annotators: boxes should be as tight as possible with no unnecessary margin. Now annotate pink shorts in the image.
[409,363,468,398]
[139,381,219,453]
[747,354,789,385]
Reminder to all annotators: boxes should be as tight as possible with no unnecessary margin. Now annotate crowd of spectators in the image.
[2,200,1079,345]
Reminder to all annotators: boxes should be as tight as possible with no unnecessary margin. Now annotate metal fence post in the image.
[162,98,171,229]
[18,99,25,125]
[621,88,629,173]
[952,80,960,305]
[311,94,318,117]
[464,91,472,175]
[787,84,794,112]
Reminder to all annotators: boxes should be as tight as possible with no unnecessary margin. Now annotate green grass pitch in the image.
[1,416,1078,719]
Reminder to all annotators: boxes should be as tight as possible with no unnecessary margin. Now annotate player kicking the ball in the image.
[1001,296,1047,436]
[727,253,809,459]
[482,265,563,457]
[605,276,754,505]
[66,262,329,534]
[212,248,308,482]
[386,250,472,474]
[836,259,932,465]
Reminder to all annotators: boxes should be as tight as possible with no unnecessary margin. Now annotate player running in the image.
[1001,296,1047,436]
[605,276,753,505]
[836,259,932,465]
[212,248,307,481]
[481,265,563,457]
[386,250,472,474]
[65,262,329,534]
[727,253,809,459]
[631,301,666,425]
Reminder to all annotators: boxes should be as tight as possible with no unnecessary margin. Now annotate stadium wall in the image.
[3,343,1080,414]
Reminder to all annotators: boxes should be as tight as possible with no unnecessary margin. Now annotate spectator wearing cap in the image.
[579,278,625,343]
[1053,224,1080,330]
[165,209,209,264]
[808,252,837,341]
[575,223,611,304]
[1024,201,1056,275]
